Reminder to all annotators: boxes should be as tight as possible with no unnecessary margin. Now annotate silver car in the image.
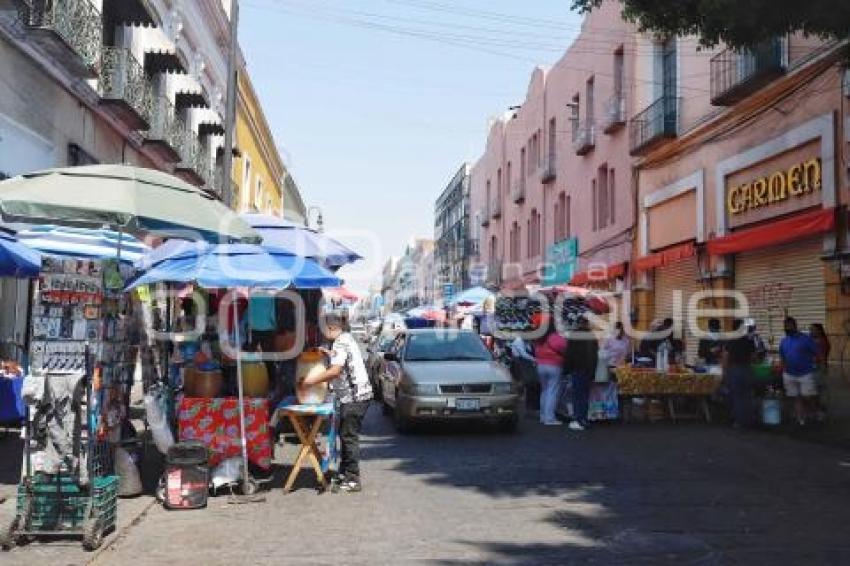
[379,329,519,433]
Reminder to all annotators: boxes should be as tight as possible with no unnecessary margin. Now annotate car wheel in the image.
[497,415,519,434]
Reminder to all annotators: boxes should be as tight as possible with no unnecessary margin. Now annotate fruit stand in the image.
[615,366,722,423]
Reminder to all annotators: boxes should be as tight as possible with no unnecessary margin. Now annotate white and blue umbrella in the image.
[128,243,341,290]
[448,286,493,307]
[17,225,149,264]
[0,231,41,277]
[241,213,362,269]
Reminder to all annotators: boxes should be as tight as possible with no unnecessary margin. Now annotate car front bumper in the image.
[396,392,519,420]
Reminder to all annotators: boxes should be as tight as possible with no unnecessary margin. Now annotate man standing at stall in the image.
[300,313,373,493]
[779,316,819,426]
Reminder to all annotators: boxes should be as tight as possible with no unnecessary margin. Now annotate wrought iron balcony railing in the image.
[540,155,556,184]
[511,176,525,204]
[98,46,153,130]
[490,197,502,219]
[602,93,626,134]
[21,0,103,76]
[710,38,786,106]
[175,133,212,187]
[629,95,680,155]
[143,95,182,162]
[572,119,595,156]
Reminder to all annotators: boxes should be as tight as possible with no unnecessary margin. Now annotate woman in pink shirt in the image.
[535,319,568,425]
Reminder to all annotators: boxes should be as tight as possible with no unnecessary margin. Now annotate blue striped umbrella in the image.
[0,231,41,277]
[17,225,149,264]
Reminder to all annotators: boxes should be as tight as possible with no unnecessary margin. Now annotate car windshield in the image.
[404,332,492,362]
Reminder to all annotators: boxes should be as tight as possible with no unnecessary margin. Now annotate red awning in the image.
[707,208,835,256]
[634,241,696,272]
[569,262,627,286]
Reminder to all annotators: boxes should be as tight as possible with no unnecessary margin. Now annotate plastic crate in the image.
[17,474,118,532]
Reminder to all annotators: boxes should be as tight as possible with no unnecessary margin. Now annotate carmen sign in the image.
[727,158,822,215]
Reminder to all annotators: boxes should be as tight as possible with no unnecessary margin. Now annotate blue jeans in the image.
[571,371,591,426]
[538,364,562,423]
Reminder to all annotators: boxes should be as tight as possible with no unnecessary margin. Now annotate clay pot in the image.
[240,361,269,397]
[184,368,223,398]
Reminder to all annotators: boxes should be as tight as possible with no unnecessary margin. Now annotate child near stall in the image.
[298,313,373,493]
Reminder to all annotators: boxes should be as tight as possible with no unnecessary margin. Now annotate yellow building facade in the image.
[232,70,298,217]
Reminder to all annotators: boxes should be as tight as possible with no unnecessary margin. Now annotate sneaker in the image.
[338,479,362,493]
[568,421,586,431]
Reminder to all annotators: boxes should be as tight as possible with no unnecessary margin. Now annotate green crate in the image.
[16,474,118,532]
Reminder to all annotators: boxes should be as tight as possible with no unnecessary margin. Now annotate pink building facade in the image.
[470,1,637,291]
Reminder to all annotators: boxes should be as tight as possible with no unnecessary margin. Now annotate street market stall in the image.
[615,366,722,423]
[126,242,343,495]
[0,164,259,550]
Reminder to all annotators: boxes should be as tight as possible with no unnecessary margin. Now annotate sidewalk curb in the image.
[87,498,157,565]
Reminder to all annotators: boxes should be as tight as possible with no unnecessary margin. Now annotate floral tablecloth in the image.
[178,397,272,470]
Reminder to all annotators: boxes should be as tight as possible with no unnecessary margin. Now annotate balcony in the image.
[710,39,786,106]
[490,198,502,220]
[572,120,595,156]
[539,155,556,184]
[511,177,525,204]
[629,95,680,155]
[480,207,490,228]
[602,93,626,134]
[98,46,153,131]
[175,134,210,187]
[20,0,103,78]
[143,95,182,163]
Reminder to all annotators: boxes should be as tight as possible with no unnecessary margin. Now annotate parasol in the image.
[0,231,41,278]
[17,225,149,264]
[241,213,362,269]
[0,165,259,243]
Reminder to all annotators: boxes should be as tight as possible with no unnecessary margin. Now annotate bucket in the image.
[240,361,269,397]
[761,399,782,426]
[296,350,328,404]
[183,368,223,398]
[163,441,209,510]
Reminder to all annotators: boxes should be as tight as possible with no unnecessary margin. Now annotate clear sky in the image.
[239,0,584,295]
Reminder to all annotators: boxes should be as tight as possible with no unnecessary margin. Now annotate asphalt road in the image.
[71,406,850,566]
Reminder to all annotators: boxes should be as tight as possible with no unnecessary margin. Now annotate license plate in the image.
[456,398,480,411]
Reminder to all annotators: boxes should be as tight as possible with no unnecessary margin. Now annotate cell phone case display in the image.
[29,257,134,442]
[495,294,605,333]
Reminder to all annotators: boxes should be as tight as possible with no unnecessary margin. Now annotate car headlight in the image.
[492,382,513,394]
[409,383,440,395]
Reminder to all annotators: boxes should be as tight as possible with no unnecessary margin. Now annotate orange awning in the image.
[569,262,627,286]
[634,241,696,272]
[706,208,835,256]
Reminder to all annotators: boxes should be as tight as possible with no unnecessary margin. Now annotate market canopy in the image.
[448,286,493,307]
[324,286,360,303]
[0,165,259,243]
[0,230,41,277]
[17,225,149,264]
[127,243,341,290]
[241,213,362,269]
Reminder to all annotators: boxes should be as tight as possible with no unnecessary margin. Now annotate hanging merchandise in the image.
[494,296,543,332]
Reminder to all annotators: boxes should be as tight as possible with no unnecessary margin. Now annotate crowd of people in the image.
[508,315,830,430]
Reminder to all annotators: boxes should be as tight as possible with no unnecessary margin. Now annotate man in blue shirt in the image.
[779,317,819,426]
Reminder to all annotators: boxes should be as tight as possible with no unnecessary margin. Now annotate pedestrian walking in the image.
[809,322,830,421]
[534,318,567,426]
[779,316,819,426]
[510,335,539,415]
[300,313,373,493]
[564,316,598,431]
[723,319,755,428]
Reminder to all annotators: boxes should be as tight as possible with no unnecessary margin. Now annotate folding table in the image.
[276,400,336,493]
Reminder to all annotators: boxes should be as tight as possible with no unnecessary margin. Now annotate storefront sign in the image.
[727,158,822,215]
[542,238,578,286]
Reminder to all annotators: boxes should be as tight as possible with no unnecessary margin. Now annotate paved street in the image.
[50,408,845,566]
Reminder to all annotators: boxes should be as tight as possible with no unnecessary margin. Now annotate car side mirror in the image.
[383,352,399,362]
